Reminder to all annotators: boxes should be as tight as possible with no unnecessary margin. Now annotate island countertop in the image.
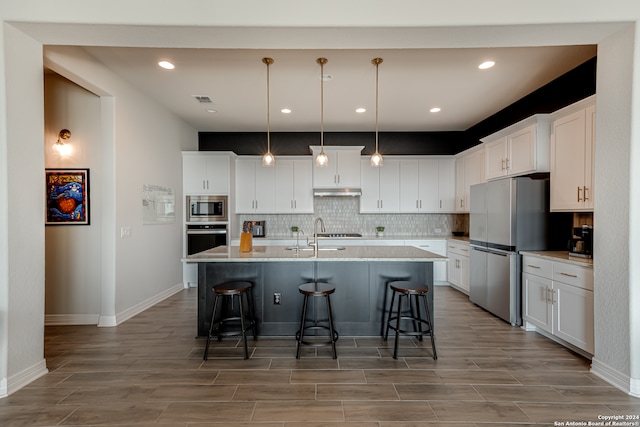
[183,245,447,263]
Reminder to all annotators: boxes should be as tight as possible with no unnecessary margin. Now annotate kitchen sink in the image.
[285,246,346,251]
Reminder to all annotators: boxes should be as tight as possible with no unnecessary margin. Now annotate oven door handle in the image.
[186,230,227,235]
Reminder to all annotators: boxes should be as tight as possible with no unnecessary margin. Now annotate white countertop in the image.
[183,245,448,263]
[242,234,465,241]
[520,250,593,267]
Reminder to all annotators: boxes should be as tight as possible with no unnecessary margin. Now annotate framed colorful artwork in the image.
[45,168,90,225]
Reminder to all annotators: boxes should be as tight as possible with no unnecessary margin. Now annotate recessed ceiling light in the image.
[430,107,442,113]
[158,60,175,70]
[281,108,292,114]
[479,61,495,70]
[205,109,217,113]
[355,108,366,113]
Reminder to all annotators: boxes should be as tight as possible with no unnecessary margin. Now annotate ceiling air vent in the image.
[193,96,212,103]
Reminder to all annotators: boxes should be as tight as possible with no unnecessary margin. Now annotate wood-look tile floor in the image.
[2,286,638,426]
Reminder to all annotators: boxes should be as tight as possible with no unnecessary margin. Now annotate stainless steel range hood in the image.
[313,188,362,197]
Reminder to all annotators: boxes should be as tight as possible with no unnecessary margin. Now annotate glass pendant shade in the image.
[370,151,383,167]
[262,57,275,167]
[262,150,274,166]
[316,150,329,167]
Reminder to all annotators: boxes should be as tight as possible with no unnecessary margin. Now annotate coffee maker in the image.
[568,225,593,258]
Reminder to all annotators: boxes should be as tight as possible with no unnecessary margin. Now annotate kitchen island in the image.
[184,245,446,337]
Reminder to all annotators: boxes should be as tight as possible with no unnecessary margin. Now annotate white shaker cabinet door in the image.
[523,272,553,334]
[553,281,594,354]
[507,124,536,176]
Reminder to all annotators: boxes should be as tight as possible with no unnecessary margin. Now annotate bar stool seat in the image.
[383,281,437,360]
[203,281,257,360]
[295,282,339,359]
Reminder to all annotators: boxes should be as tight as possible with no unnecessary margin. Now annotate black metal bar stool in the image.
[295,282,339,359]
[203,281,257,360]
[383,281,437,360]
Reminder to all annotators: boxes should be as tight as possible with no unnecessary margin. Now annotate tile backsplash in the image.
[238,197,468,238]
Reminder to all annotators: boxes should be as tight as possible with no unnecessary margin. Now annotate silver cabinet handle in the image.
[545,287,550,302]
[439,200,442,209]
[527,264,541,269]
[551,289,557,304]
[559,272,578,278]
[506,158,510,170]
[501,158,505,171]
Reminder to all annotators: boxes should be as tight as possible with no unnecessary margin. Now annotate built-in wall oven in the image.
[187,195,228,222]
[186,224,227,255]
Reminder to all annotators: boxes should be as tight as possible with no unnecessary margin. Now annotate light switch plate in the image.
[120,226,132,238]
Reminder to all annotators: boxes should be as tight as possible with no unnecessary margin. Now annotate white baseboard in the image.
[45,283,184,327]
[591,357,639,397]
[45,313,100,326]
[113,283,184,326]
[1,359,48,397]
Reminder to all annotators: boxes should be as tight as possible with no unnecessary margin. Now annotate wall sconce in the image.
[54,129,72,155]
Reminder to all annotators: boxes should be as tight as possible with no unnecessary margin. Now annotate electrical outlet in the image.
[434,228,442,233]
[273,292,281,305]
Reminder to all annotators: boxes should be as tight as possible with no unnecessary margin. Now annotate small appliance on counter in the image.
[246,220,265,237]
[568,225,593,258]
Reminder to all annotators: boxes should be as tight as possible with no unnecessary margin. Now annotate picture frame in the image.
[45,168,90,225]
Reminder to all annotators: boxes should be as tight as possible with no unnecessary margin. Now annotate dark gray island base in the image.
[190,246,441,338]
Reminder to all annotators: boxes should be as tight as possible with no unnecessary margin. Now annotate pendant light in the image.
[262,57,275,167]
[315,57,329,167]
[371,57,384,167]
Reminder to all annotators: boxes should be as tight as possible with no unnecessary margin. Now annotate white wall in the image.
[591,26,635,386]
[44,73,103,323]
[44,45,199,325]
[0,23,48,395]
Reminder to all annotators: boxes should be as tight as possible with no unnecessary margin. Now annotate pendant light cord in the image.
[375,59,379,153]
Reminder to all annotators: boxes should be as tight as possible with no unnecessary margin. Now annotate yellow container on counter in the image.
[239,232,253,252]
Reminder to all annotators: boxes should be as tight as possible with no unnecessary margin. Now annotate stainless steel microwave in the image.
[186,195,228,222]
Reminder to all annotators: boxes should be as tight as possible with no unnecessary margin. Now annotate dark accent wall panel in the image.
[465,56,597,142]
[199,56,596,156]
[198,131,474,156]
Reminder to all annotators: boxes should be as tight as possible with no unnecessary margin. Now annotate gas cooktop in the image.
[316,233,362,238]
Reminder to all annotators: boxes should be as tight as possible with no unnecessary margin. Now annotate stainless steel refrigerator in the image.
[469,176,566,326]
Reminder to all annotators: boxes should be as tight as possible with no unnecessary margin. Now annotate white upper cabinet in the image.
[399,158,455,213]
[454,147,485,212]
[235,157,276,213]
[360,158,400,213]
[482,115,551,180]
[182,152,232,195]
[550,96,595,212]
[274,158,314,213]
[438,158,456,212]
[311,146,363,188]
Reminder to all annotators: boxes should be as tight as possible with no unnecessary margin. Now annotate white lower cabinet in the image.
[522,255,594,354]
[447,239,470,293]
[406,240,447,283]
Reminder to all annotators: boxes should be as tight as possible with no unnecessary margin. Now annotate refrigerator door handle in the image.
[471,246,510,257]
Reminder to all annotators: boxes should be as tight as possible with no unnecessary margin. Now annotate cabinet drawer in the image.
[522,256,553,278]
[447,240,470,256]
[553,262,593,291]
